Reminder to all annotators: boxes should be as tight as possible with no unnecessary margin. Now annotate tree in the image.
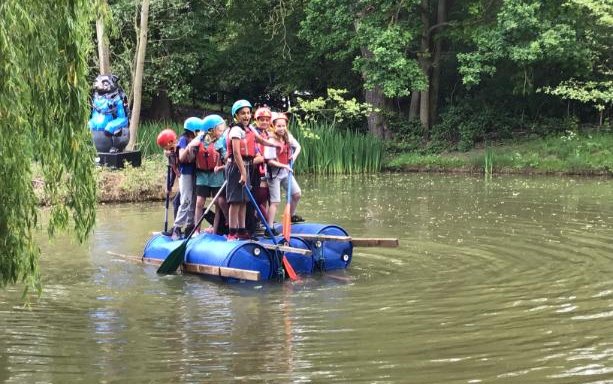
[301,1,414,137]
[457,0,612,125]
[96,0,112,74]
[0,1,97,290]
[127,0,150,151]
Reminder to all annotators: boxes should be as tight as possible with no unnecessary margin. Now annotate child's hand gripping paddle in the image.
[243,184,298,281]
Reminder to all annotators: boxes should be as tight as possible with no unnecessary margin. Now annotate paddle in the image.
[163,159,172,233]
[243,184,299,281]
[157,180,227,274]
[282,157,294,241]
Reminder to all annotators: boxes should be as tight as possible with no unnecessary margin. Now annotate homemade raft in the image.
[142,222,398,282]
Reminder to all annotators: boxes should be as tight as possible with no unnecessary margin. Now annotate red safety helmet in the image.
[254,107,272,120]
[156,129,177,149]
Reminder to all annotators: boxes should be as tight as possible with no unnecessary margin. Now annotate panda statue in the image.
[88,74,130,153]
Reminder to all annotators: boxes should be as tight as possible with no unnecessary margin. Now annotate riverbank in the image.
[32,132,612,205]
[385,131,613,176]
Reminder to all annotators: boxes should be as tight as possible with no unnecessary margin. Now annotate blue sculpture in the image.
[88,74,130,153]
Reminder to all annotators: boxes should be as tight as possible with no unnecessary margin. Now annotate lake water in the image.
[2,173,613,383]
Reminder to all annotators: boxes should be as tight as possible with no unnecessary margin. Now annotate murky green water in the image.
[2,174,613,383]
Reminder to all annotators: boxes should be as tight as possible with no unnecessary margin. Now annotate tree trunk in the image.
[419,0,431,136]
[429,0,447,125]
[359,46,390,139]
[150,88,173,121]
[364,85,390,138]
[95,1,110,74]
[409,91,420,120]
[127,0,150,151]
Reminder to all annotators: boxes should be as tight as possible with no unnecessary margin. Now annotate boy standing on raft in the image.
[226,100,281,241]
[265,112,303,228]
[167,117,202,239]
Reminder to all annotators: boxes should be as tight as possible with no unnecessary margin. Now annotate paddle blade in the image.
[157,242,187,274]
[282,255,299,281]
[282,204,291,242]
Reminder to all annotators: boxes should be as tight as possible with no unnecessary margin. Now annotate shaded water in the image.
[2,174,613,383]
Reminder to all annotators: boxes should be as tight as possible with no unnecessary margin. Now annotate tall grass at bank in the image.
[134,120,383,174]
[136,121,182,157]
[291,121,383,174]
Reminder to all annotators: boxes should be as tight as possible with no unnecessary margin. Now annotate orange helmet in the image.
[156,129,177,149]
[271,112,289,124]
[254,107,272,120]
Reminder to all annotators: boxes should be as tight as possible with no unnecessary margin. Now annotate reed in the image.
[484,144,493,178]
[290,120,383,174]
[135,121,181,157]
[133,120,382,174]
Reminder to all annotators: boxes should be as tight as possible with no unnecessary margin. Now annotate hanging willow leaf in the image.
[0,0,97,291]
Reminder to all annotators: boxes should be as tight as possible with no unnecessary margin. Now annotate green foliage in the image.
[430,103,518,152]
[291,120,383,174]
[390,131,613,174]
[300,0,426,98]
[0,1,97,289]
[541,79,613,112]
[290,88,375,131]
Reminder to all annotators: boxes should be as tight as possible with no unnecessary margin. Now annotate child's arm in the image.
[288,133,301,161]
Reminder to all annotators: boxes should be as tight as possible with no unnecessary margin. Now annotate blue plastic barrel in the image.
[258,236,315,275]
[143,234,274,281]
[276,223,353,271]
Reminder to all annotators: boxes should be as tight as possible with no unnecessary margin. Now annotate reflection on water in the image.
[1,173,613,383]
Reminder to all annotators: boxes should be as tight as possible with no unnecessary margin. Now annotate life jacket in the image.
[227,124,257,160]
[253,125,268,176]
[276,140,291,165]
[195,140,219,171]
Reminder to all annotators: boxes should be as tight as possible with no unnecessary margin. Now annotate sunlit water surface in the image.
[2,174,613,383]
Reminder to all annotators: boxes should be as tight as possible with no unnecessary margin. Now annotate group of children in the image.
[158,99,303,241]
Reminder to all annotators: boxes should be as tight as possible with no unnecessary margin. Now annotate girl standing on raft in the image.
[226,100,281,241]
[189,114,227,235]
[264,112,303,229]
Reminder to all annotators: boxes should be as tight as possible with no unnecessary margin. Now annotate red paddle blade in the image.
[282,255,299,281]
[282,204,291,241]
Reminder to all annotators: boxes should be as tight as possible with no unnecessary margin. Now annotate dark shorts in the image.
[196,185,220,198]
[226,160,252,203]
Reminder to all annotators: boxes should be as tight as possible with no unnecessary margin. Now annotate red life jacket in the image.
[276,141,291,165]
[254,126,268,176]
[227,125,257,159]
[195,141,219,171]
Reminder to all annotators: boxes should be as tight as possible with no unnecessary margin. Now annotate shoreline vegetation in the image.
[32,129,612,206]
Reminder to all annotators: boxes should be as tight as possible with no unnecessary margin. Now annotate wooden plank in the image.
[260,243,312,256]
[294,234,399,248]
[107,250,145,264]
[109,251,260,281]
[183,263,260,281]
[351,238,399,248]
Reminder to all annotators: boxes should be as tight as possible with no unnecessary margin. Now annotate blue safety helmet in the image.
[202,114,225,132]
[231,99,252,117]
[183,117,203,133]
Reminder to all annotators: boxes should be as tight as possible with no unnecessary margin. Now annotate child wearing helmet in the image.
[226,100,282,241]
[157,128,181,220]
[247,106,273,234]
[188,114,228,235]
[167,117,203,239]
[264,112,303,228]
